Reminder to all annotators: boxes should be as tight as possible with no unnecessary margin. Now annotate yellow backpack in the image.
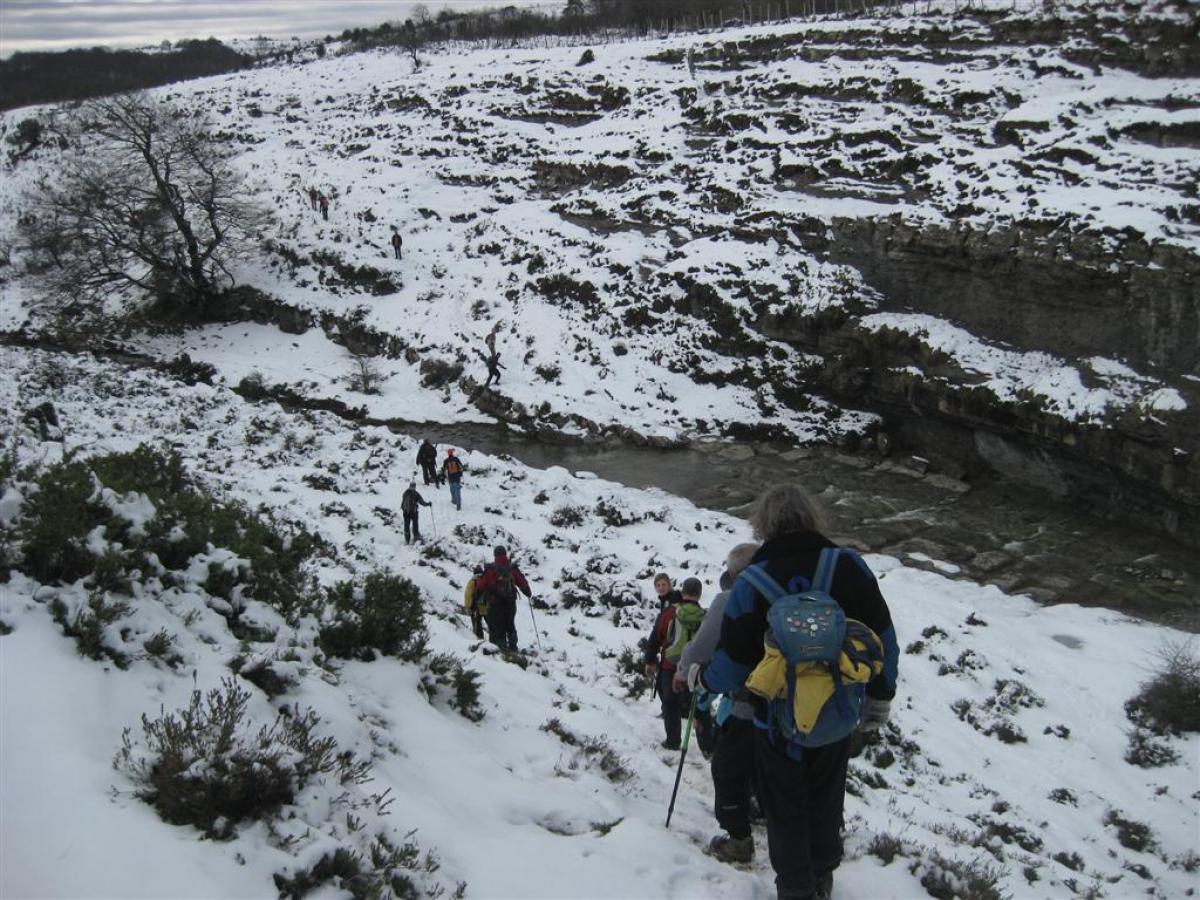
[739,549,884,749]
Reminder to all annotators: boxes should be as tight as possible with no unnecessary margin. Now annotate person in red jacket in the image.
[643,577,711,751]
[474,545,532,650]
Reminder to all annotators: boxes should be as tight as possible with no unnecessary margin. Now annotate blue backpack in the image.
[739,548,884,754]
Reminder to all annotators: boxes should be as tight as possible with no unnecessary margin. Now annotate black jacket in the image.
[703,529,898,702]
[416,442,436,467]
[401,488,430,515]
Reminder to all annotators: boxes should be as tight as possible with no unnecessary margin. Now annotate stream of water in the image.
[401,421,1199,631]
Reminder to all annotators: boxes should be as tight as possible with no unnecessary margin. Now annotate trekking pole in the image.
[527,595,544,652]
[429,504,437,540]
[665,691,699,829]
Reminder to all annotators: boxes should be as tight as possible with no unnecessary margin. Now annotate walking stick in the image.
[429,503,437,540]
[527,594,543,652]
[665,691,699,829]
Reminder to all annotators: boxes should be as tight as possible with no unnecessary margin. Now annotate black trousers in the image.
[469,610,485,640]
[402,512,420,543]
[656,670,713,751]
[754,729,850,900]
[486,600,517,650]
[420,462,439,486]
[712,716,756,839]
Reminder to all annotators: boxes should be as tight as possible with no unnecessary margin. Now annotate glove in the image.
[671,671,687,693]
[643,663,657,679]
[686,662,703,693]
[860,697,891,732]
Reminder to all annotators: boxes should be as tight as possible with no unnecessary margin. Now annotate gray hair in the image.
[750,484,829,541]
[725,542,760,577]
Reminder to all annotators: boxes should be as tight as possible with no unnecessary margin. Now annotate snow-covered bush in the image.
[115,677,370,839]
[909,849,1005,900]
[1125,639,1200,736]
[273,833,457,900]
[320,573,428,662]
[421,652,484,721]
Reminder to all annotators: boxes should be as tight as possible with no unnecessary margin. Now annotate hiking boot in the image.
[704,834,753,864]
[660,739,680,751]
[815,872,833,900]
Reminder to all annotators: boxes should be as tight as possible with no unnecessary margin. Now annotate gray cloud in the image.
[0,1,562,56]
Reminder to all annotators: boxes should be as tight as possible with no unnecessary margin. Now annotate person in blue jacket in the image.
[694,483,899,900]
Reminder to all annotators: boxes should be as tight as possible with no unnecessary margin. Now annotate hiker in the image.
[476,348,504,388]
[400,481,432,544]
[307,186,319,210]
[643,576,711,752]
[695,484,898,900]
[416,439,440,487]
[652,572,682,610]
[463,565,486,639]
[475,546,532,650]
[675,542,761,864]
[484,323,499,354]
[441,448,465,510]
[390,229,403,260]
[318,192,329,220]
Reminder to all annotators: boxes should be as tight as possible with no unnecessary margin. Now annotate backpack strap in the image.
[812,547,840,594]
[738,563,787,604]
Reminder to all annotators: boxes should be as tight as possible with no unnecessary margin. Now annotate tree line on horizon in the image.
[0,39,252,113]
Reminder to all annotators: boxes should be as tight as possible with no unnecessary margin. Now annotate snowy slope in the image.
[1,344,1197,899]
[1,1,1195,442]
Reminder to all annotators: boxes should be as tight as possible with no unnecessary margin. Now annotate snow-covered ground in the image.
[1,344,1197,899]
[1,0,1194,441]
[1,4,1198,896]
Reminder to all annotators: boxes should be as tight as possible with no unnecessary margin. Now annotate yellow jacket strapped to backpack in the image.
[745,625,883,733]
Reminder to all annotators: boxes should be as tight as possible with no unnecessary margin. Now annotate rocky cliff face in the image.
[816,218,1200,374]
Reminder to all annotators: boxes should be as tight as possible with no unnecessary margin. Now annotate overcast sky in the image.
[0,0,563,57]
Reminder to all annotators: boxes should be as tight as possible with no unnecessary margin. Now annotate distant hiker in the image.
[390,228,403,260]
[475,546,532,650]
[696,484,898,900]
[652,572,682,610]
[416,439,440,487]
[476,348,504,388]
[308,186,319,210]
[318,192,329,220]
[484,323,500,354]
[400,481,432,544]
[463,565,486,639]
[644,576,711,752]
[441,448,465,510]
[676,542,761,865]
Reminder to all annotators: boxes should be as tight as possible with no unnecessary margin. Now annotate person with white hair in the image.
[696,484,899,900]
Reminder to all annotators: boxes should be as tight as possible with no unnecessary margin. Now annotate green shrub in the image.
[1103,809,1157,853]
[20,460,105,583]
[320,573,427,662]
[549,505,587,528]
[232,657,296,699]
[616,644,652,699]
[115,678,369,839]
[910,850,1006,900]
[422,653,484,721]
[1125,728,1179,768]
[17,446,320,619]
[90,548,136,594]
[274,833,450,900]
[50,591,131,668]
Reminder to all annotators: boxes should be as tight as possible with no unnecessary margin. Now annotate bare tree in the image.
[20,91,266,321]
[348,353,384,394]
